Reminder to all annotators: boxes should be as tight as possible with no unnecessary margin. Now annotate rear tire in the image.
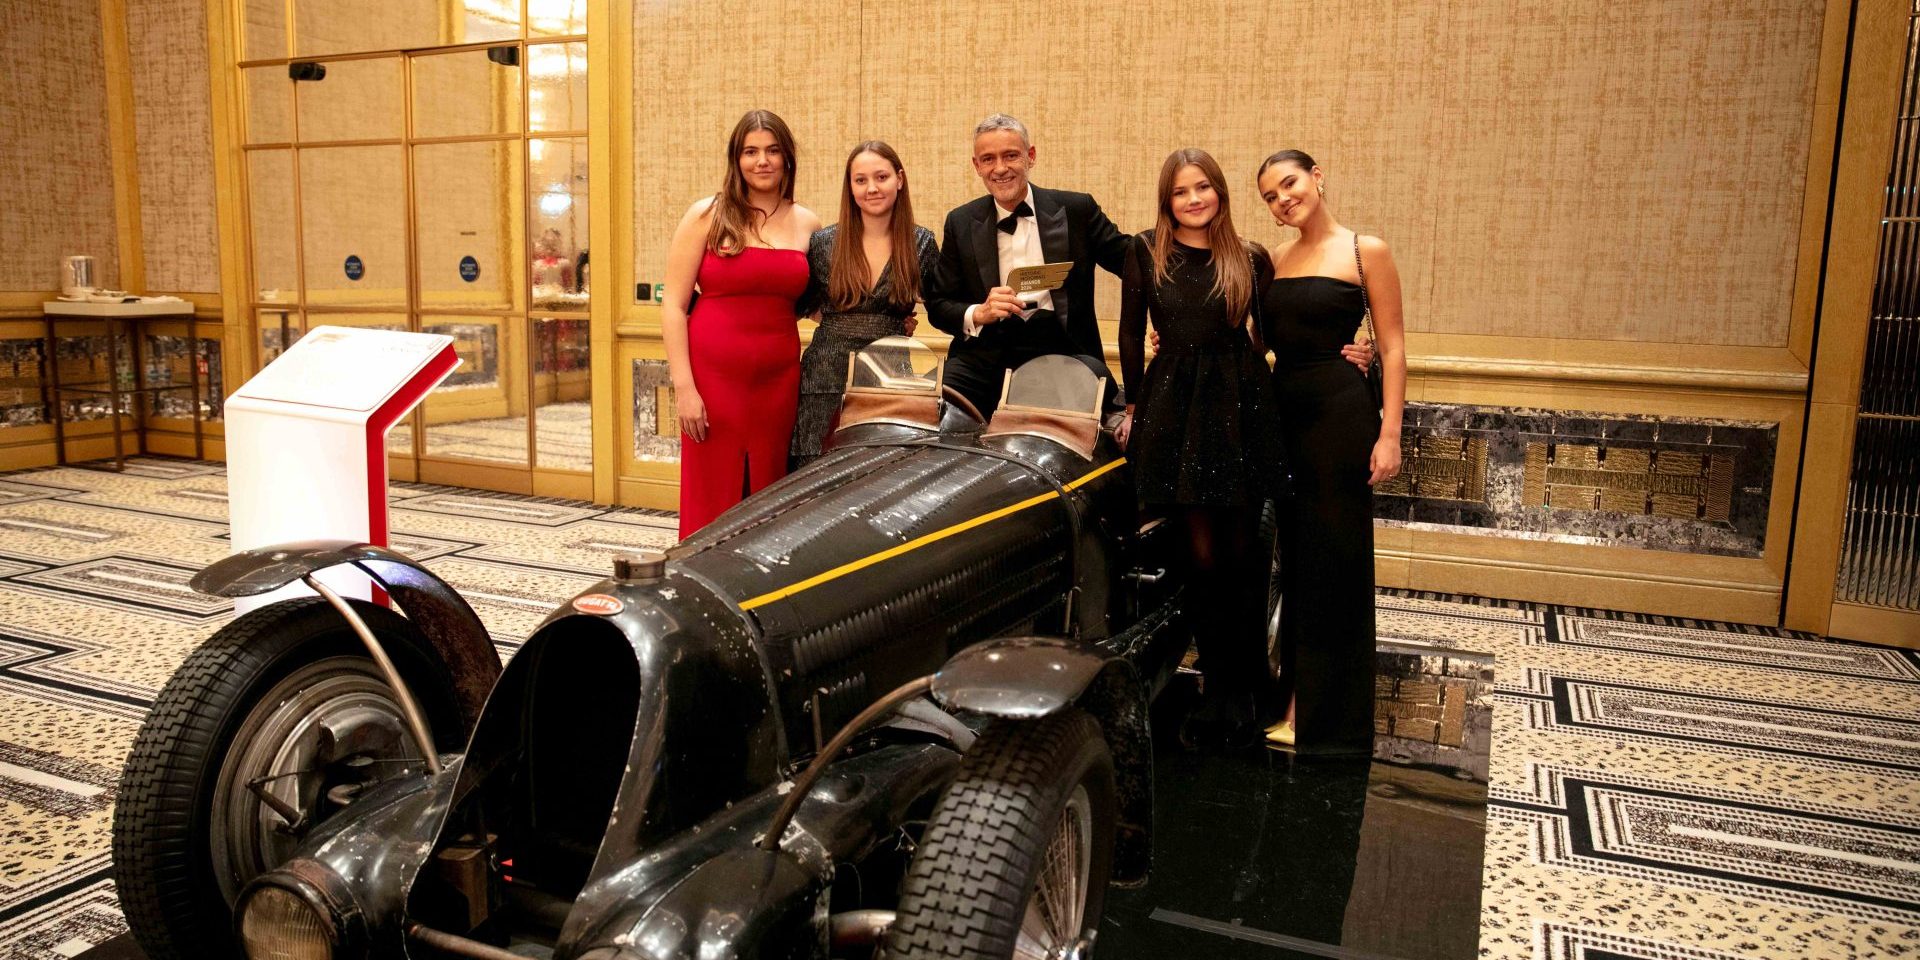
[887,710,1116,960]
[112,597,462,960]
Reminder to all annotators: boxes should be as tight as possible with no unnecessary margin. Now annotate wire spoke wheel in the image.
[888,710,1115,960]
[1015,785,1093,959]
[209,657,425,904]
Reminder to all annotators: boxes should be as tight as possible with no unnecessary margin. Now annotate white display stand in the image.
[225,326,459,612]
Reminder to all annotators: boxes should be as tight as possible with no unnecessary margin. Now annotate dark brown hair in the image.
[1256,149,1318,186]
[705,109,797,256]
[1152,148,1254,326]
[828,141,921,312]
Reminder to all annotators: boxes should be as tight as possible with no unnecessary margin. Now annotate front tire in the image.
[887,710,1117,960]
[112,597,462,960]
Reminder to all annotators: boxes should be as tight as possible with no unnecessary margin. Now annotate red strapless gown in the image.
[679,246,808,538]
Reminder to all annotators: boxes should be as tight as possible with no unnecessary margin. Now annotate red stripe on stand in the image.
[364,345,460,549]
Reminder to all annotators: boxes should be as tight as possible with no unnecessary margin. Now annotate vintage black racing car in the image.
[112,339,1209,960]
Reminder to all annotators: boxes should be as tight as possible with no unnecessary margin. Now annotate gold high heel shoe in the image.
[1265,720,1296,746]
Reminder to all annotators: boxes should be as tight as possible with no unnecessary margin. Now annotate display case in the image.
[0,338,50,429]
[43,300,199,469]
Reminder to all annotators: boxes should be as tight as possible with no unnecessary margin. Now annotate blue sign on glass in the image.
[459,256,480,283]
[343,255,364,281]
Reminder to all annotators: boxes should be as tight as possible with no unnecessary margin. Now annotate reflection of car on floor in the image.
[112,339,1208,960]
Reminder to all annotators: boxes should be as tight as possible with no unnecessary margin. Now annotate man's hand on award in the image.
[976,285,1026,325]
[1342,339,1375,372]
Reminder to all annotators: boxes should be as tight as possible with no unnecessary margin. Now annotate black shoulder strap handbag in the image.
[1354,234,1384,415]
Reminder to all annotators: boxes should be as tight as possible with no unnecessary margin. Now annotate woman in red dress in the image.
[661,110,821,538]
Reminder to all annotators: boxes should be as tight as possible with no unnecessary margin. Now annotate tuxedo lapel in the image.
[970,204,1000,295]
[1036,189,1072,324]
[1036,189,1070,264]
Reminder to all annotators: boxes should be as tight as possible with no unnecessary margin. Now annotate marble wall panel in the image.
[1377,402,1778,559]
[631,359,677,463]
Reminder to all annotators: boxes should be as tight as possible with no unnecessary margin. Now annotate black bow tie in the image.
[997,201,1034,234]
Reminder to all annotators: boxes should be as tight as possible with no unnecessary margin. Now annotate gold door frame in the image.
[1784,0,1920,648]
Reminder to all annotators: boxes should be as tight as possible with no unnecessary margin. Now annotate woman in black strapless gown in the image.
[1256,149,1407,755]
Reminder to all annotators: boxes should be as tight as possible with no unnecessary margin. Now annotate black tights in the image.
[1176,505,1266,697]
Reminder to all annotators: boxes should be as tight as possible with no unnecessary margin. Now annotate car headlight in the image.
[237,861,361,960]
[241,885,333,960]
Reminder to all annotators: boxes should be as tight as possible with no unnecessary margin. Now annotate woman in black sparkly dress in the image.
[1117,148,1283,746]
[790,141,939,467]
[1257,149,1406,755]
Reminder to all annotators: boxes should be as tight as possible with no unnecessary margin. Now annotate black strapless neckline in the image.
[1271,275,1360,287]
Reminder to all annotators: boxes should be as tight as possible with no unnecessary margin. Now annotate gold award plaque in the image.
[1006,262,1073,295]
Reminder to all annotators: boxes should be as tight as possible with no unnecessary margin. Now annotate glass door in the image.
[236,1,591,498]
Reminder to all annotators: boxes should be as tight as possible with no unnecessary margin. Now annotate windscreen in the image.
[848,336,940,394]
[1000,354,1104,416]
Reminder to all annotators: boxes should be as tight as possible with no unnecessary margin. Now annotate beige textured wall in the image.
[632,0,1825,348]
[630,0,860,294]
[0,0,120,292]
[129,0,220,293]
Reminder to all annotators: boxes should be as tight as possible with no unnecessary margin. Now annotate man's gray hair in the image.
[974,113,1030,146]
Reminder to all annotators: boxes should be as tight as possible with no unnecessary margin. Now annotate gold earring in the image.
[1317,185,1325,197]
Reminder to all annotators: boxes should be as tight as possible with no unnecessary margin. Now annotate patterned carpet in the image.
[0,458,1913,959]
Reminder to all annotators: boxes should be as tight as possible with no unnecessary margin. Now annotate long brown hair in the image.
[705,109,797,256]
[828,141,920,312]
[1151,148,1254,326]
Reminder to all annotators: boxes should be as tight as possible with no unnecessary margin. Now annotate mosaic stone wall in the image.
[630,359,677,463]
[1376,403,1778,559]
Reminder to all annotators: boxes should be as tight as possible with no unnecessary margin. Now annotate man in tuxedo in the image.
[927,114,1131,419]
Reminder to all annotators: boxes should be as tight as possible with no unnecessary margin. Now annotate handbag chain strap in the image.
[1353,233,1376,346]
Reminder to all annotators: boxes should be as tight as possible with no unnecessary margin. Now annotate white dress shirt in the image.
[962,187,1053,338]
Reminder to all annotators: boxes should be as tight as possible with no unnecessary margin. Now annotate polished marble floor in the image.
[1102,650,1492,960]
[0,458,1913,960]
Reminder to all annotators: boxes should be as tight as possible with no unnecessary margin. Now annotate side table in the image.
[43,300,200,470]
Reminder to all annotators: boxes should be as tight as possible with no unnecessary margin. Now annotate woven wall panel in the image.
[0,1,120,292]
[1426,0,1823,346]
[629,0,860,292]
[632,0,1823,347]
[129,0,220,293]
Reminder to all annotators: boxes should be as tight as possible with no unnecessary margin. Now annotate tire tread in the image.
[886,710,1113,960]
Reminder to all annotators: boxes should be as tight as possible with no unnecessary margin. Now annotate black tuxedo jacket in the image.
[927,186,1130,359]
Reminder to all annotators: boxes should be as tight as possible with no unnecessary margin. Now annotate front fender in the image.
[192,540,500,729]
[930,633,1160,886]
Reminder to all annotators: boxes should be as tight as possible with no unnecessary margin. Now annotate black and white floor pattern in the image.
[0,459,1912,959]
